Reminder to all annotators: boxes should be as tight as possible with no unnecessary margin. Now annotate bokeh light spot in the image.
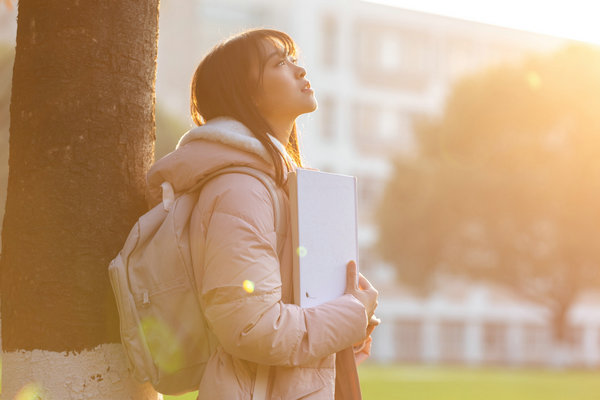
[139,316,183,374]
[15,383,44,400]
[527,71,542,90]
[297,246,308,258]
[243,280,255,293]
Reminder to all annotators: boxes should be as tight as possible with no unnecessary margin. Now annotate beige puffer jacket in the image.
[146,117,368,399]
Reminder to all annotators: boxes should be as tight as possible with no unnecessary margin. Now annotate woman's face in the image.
[253,40,317,124]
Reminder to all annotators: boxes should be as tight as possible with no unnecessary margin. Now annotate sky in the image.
[363,0,600,45]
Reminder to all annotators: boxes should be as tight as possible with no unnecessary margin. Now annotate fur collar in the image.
[177,117,272,164]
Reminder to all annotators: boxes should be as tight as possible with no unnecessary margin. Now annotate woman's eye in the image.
[277,57,297,66]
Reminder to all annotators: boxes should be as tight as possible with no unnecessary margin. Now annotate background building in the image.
[373,277,600,367]
[156,0,566,266]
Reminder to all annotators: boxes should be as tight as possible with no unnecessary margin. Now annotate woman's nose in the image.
[295,65,306,78]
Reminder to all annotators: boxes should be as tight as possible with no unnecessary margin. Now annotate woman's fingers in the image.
[366,322,377,337]
[345,260,379,322]
[358,273,374,290]
[354,336,373,366]
[345,260,358,292]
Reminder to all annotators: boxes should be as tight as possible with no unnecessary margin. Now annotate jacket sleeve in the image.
[196,174,368,367]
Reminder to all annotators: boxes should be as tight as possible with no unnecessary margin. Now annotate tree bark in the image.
[1,0,160,397]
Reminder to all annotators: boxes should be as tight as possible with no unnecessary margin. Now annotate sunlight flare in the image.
[15,383,45,400]
[527,71,542,90]
[243,279,255,293]
[297,246,308,258]
[139,316,184,374]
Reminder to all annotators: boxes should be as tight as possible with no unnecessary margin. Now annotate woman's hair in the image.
[191,28,304,185]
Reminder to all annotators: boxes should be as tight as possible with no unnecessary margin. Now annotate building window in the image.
[353,102,415,156]
[395,319,423,361]
[523,325,551,364]
[319,95,336,141]
[321,15,337,68]
[380,108,399,140]
[439,320,465,362]
[483,323,508,363]
[352,102,378,153]
[356,174,384,223]
[354,22,432,92]
[567,326,584,353]
[379,34,401,71]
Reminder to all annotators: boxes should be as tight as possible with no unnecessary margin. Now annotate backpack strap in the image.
[185,166,286,257]
[201,167,279,400]
[201,167,280,400]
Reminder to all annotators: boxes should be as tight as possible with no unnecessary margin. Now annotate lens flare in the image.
[15,383,44,400]
[139,316,184,374]
[527,71,542,90]
[243,280,255,293]
[297,246,308,258]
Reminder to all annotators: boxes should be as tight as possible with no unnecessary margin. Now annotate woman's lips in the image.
[301,81,313,93]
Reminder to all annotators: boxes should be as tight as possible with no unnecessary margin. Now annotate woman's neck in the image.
[266,117,294,147]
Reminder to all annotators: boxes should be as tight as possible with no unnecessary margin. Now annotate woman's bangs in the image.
[264,30,298,57]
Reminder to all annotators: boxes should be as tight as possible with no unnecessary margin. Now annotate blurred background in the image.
[2,0,600,398]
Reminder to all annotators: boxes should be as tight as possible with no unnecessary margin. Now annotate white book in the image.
[288,168,359,308]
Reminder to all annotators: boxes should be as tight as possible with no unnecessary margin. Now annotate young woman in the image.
[146,28,379,399]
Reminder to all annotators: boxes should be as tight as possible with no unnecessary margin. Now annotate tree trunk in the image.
[1,1,161,398]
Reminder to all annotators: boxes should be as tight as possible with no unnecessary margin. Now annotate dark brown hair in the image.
[191,28,304,185]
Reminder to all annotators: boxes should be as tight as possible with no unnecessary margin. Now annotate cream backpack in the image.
[109,166,284,395]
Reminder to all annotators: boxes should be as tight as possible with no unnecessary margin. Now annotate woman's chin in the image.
[292,97,318,117]
[305,97,318,113]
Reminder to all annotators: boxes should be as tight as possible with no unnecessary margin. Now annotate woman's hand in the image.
[345,261,379,365]
[353,315,381,365]
[344,260,379,322]
[353,336,372,365]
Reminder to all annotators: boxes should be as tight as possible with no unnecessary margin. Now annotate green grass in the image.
[359,364,600,400]
[164,364,600,400]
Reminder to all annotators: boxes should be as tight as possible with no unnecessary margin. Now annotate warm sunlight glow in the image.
[526,71,542,91]
[297,246,308,258]
[139,317,184,374]
[243,279,255,293]
[362,0,600,45]
[15,383,44,400]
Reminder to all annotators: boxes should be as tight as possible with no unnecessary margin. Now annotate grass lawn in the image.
[359,364,600,400]
[164,364,600,400]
